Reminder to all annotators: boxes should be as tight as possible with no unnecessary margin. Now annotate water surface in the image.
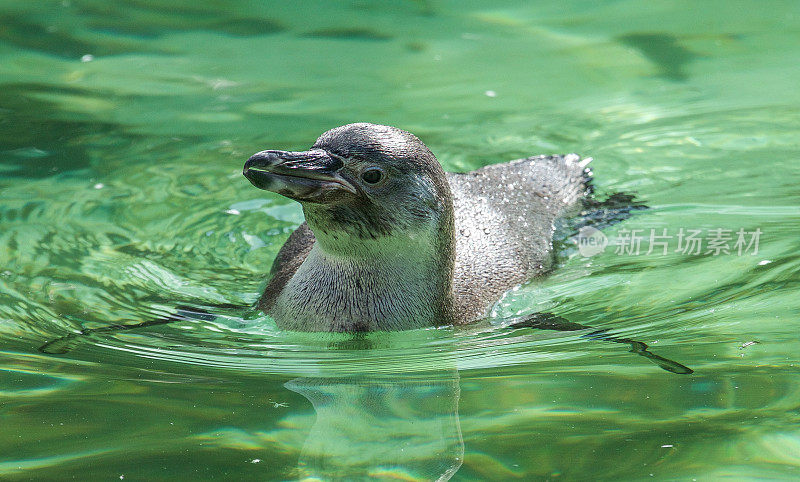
[1,1,799,479]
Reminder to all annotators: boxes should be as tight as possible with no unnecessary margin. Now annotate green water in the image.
[1,0,799,479]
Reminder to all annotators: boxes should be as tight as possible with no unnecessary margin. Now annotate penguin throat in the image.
[268,220,455,331]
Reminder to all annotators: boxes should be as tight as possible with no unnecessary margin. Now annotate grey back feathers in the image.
[448,154,589,321]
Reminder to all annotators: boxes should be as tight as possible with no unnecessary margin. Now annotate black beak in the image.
[243,149,357,202]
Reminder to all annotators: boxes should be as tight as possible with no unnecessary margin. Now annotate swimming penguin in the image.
[38,125,692,374]
[243,123,593,332]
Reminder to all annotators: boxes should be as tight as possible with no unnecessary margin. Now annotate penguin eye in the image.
[361,167,384,184]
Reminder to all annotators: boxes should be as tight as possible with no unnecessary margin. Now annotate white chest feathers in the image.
[269,234,445,331]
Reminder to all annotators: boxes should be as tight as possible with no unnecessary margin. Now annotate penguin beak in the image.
[243,149,358,203]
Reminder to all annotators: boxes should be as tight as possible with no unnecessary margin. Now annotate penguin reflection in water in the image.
[40,123,691,374]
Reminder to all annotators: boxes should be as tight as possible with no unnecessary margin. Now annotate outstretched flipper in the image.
[503,312,693,375]
[38,304,247,355]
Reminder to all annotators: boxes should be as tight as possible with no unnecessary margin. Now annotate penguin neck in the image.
[278,213,456,331]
